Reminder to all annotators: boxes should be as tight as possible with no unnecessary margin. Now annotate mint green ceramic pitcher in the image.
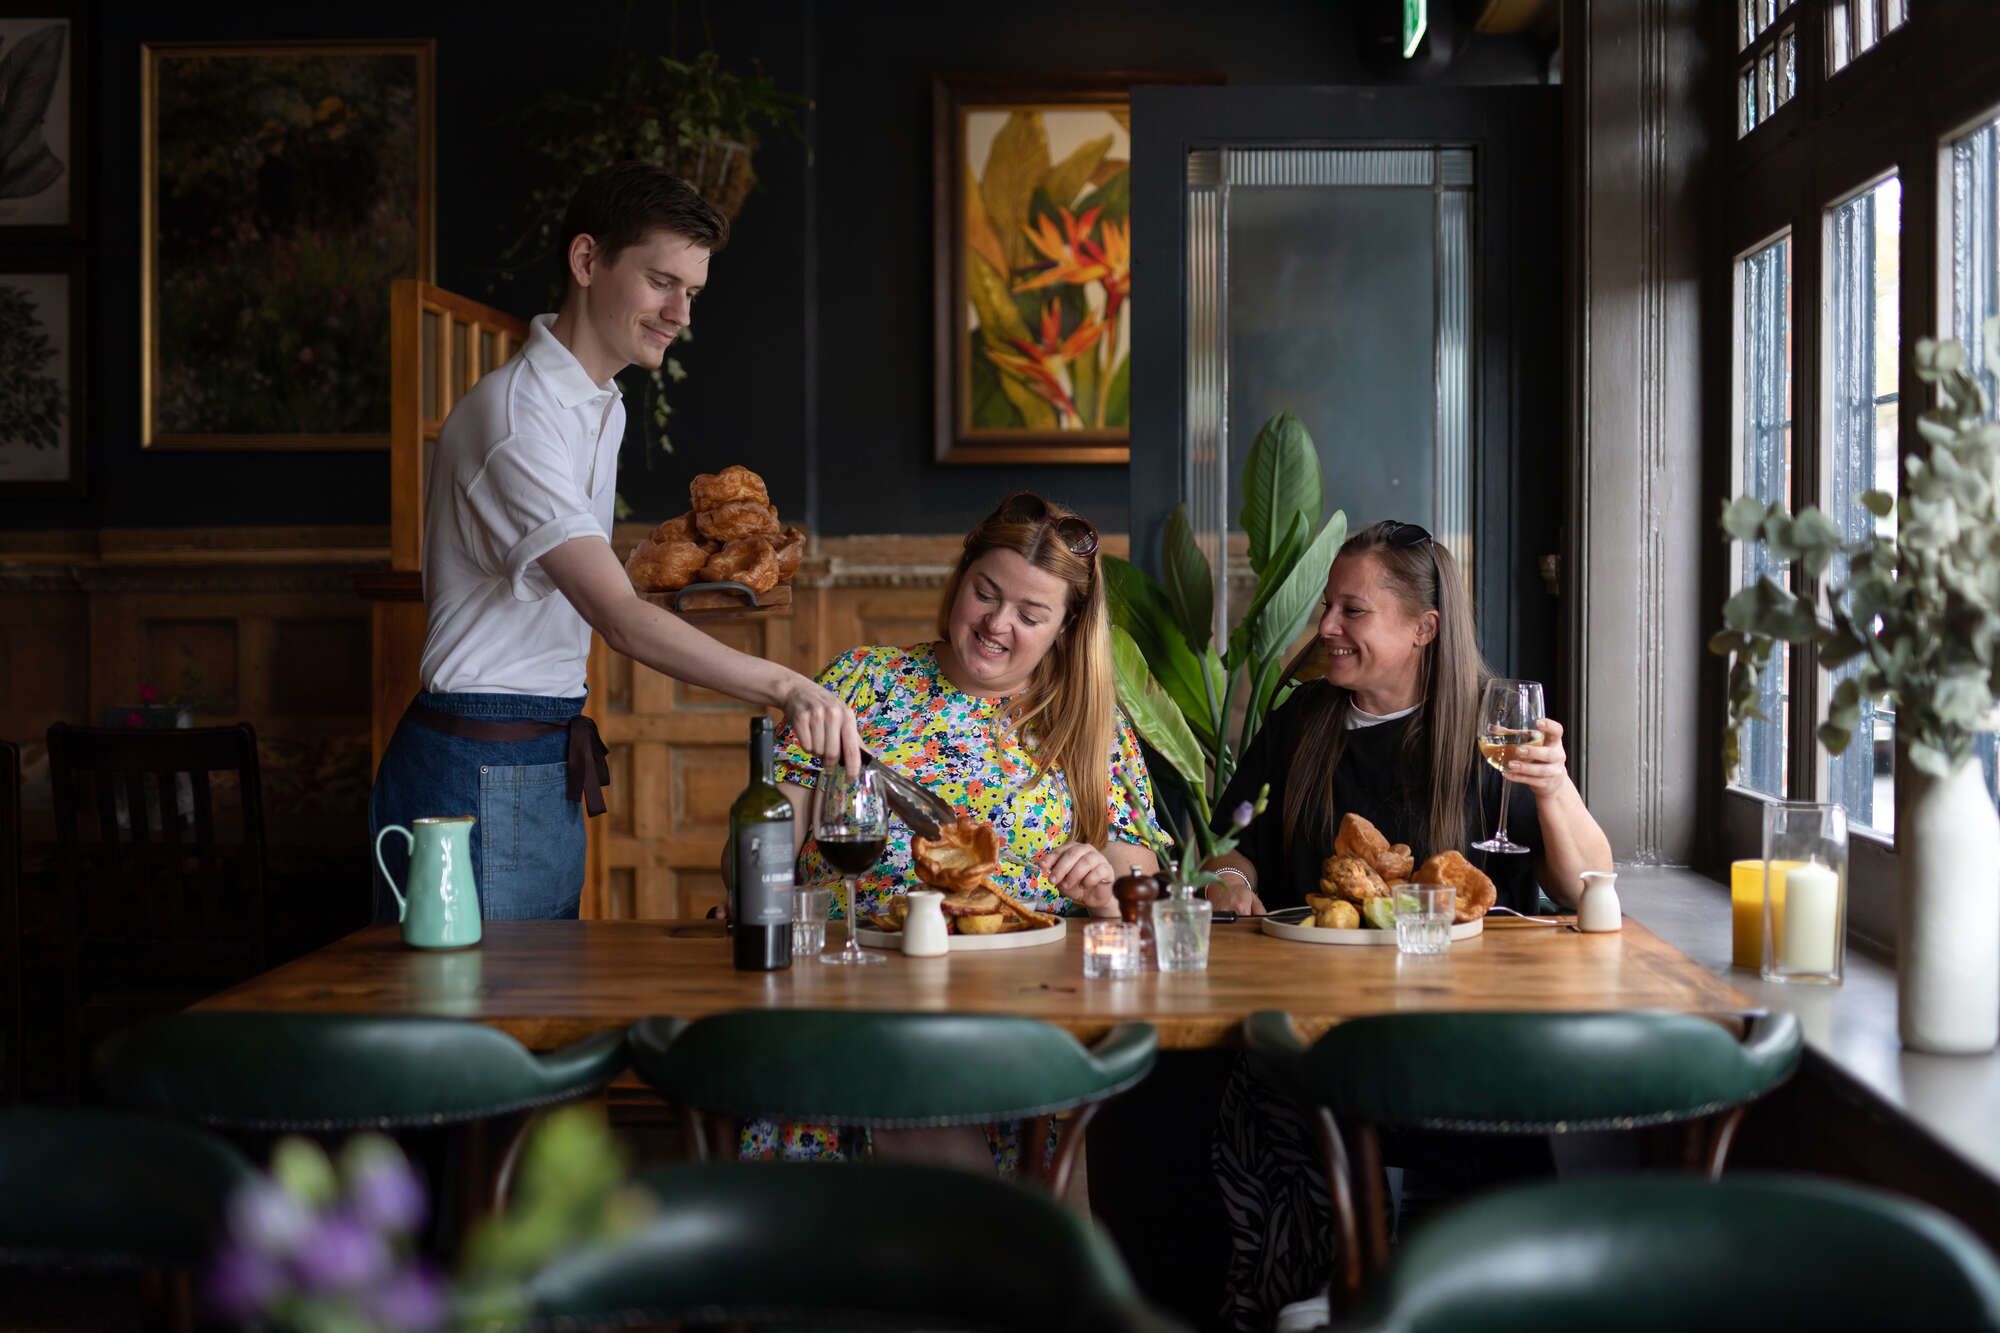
[374,816,482,949]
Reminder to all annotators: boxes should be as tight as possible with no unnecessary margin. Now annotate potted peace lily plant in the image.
[1711,324,2000,1054]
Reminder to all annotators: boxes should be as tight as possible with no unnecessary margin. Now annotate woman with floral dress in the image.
[742,491,1171,1166]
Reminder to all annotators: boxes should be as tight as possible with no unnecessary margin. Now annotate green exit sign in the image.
[1402,0,1428,58]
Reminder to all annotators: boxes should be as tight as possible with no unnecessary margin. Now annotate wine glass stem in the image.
[1492,777,1513,842]
[846,875,861,952]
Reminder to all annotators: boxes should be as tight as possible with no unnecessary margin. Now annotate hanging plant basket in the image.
[659,134,757,220]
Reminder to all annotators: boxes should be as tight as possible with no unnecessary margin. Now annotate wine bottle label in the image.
[734,823,794,927]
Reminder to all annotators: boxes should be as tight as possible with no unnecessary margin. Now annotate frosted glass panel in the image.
[1226,188,1436,538]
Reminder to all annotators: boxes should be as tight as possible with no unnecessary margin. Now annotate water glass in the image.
[1761,800,1847,985]
[1394,884,1454,955]
[1082,920,1141,978]
[1151,892,1213,972]
[791,887,832,959]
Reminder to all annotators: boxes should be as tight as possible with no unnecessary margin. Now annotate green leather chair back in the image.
[1245,1009,1802,1131]
[0,1107,253,1269]
[630,1010,1157,1126]
[94,1012,628,1131]
[529,1160,1187,1332]
[1338,1174,2000,1332]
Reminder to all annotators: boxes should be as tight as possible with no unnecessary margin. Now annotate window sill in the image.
[1621,865,2000,1186]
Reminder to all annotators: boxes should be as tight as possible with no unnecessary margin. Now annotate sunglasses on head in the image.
[992,491,1100,557]
[1385,521,1434,549]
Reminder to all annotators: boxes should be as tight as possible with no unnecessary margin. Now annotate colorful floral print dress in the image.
[773,642,1171,921]
[742,641,1173,1168]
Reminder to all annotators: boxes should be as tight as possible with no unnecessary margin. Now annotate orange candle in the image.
[1730,859,1799,969]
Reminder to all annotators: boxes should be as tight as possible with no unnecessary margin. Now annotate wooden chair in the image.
[46,723,269,1098]
[0,742,19,1104]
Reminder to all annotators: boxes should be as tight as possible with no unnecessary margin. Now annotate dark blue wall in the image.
[7,0,1547,536]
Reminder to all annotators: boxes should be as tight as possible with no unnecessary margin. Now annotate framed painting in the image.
[141,40,435,451]
[0,254,83,495]
[0,9,83,238]
[932,73,1216,465]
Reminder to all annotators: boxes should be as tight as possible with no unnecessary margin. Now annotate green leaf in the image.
[1162,504,1215,653]
[1861,489,1896,518]
[1039,133,1112,210]
[1910,740,1956,779]
[1102,554,1215,743]
[1111,626,1209,801]
[1240,412,1321,577]
[1720,495,1771,541]
[1250,511,1348,666]
[1103,355,1130,429]
[1708,629,1751,657]
[0,24,65,165]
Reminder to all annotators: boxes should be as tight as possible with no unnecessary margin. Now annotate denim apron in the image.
[368,691,606,921]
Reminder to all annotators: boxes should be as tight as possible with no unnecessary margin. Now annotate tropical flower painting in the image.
[942,87,1131,462]
[144,43,431,448]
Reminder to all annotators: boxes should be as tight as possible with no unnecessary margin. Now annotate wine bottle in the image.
[728,716,794,971]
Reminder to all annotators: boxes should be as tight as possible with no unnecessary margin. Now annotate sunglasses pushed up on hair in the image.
[990,491,1100,558]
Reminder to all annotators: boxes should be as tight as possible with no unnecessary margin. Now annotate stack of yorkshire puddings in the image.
[625,464,806,595]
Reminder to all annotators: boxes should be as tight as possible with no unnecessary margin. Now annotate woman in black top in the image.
[1207,520,1611,915]
[1203,521,1614,1333]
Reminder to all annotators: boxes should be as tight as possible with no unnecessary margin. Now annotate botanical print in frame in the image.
[933,75,1134,465]
[0,11,82,237]
[142,41,434,450]
[0,255,83,495]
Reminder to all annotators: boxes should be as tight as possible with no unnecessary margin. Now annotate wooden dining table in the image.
[195,914,1755,1050]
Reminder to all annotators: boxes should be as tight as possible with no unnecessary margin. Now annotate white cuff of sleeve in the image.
[502,514,607,601]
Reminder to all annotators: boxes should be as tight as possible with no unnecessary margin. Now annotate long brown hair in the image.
[936,500,1115,847]
[1281,522,1488,859]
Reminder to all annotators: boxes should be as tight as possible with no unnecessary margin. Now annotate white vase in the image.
[1898,758,2000,1054]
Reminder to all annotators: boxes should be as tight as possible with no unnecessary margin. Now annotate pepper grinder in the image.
[1111,865,1160,969]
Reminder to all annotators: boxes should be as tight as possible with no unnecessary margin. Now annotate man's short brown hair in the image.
[560,162,729,266]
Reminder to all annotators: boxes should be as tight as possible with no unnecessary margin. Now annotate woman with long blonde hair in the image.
[774,490,1169,923]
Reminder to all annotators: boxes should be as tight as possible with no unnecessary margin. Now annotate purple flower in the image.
[368,1264,448,1331]
[1231,801,1255,829]
[291,1212,390,1292]
[350,1153,427,1235]
[138,683,161,704]
[206,1245,283,1321]
[227,1179,313,1258]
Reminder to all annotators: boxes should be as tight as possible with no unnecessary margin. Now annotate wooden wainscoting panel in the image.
[270,619,372,718]
[0,587,89,745]
[141,619,240,714]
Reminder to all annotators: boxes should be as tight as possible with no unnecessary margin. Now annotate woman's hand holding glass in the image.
[1500,718,1573,798]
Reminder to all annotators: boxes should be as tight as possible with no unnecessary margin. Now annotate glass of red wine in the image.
[816,766,888,966]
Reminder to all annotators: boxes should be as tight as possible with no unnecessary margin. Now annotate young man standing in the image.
[369,163,858,921]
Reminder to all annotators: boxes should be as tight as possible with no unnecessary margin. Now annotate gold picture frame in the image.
[141,40,435,451]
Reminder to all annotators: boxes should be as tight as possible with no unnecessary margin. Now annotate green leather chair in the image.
[1243,1008,1803,1307]
[0,1106,253,1271]
[530,1160,1188,1331]
[1333,1174,2000,1331]
[93,1011,628,1205]
[629,1010,1157,1194]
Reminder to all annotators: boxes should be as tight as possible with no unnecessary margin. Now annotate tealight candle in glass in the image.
[1082,920,1141,979]
[1760,801,1847,985]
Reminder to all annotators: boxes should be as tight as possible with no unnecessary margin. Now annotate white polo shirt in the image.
[418,314,623,697]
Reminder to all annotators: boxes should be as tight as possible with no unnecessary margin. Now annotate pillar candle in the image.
[1778,859,1840,975]
[1730,859,1798,969]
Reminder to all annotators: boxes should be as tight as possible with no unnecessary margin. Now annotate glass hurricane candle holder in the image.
[1760,801,1847,985]
[1082,920,1141,979]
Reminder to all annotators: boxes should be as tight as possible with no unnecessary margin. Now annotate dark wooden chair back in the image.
[46,723,269,1001]
[0,741,20,1103]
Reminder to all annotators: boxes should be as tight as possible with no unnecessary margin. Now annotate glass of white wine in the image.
[1472,678,1544,854]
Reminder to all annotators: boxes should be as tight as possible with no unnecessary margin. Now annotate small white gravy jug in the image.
[1576,870,1622,932]
[901,890,949,956]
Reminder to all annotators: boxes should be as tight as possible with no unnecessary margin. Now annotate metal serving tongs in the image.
[860,748,954,841]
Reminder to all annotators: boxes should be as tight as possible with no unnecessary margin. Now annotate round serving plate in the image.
[855,916,1067,952]
[1259,916,1484,946]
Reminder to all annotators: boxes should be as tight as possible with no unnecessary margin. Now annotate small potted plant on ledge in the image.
[1711,323,2000,1055]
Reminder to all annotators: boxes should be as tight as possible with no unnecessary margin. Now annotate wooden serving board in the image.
[638,581,793,617]
[854,917,1067,952]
